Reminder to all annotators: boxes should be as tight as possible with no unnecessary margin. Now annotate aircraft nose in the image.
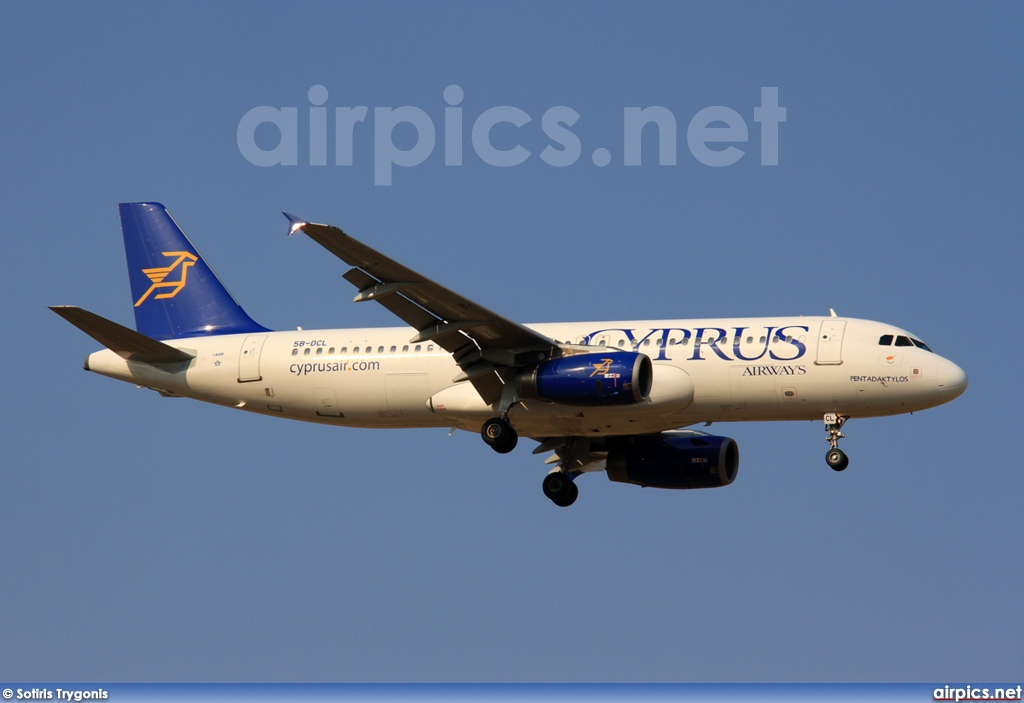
[936,358,968,401]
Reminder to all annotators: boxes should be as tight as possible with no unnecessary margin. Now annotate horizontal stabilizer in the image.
[50,306,195,364]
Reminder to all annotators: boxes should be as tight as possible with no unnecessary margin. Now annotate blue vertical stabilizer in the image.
[120,202,269,339]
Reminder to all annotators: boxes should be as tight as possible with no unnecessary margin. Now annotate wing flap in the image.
[373,286,444,334]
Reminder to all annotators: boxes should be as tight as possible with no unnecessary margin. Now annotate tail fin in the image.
[120,202,269,339]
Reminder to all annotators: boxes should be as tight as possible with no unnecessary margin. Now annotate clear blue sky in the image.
[2,1,1021,682]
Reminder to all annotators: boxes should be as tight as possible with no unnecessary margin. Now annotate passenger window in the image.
[617,339,625,347]
[353,346,360,354]
[895,336,913,347]
[328,347,335,355]
[759,336,766,343]
[316,348,323,355]
[879,334,894,346]
[390,345,397,353]
[427,345,435,352]
[402,345,409,352]
[746,336,753,344]
[415,345,422,352]
[341,347,348,354]
[291,349,298,356]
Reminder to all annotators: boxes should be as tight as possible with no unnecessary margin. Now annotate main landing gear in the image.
[481,383,522,454]
[480,418,581,508]
[542,471,578,508]
[481,416,518,454]
[824,412,850,471]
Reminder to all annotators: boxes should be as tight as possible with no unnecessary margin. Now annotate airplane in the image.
[51,202,968,507]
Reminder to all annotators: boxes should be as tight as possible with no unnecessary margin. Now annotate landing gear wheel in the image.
[825,447,849,472]
[543,472,575,505]
[552,481,579,508]
[481,417,518,454]
[823,413,850,472]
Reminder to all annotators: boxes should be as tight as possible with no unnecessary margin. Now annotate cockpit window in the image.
[879,333,933,351]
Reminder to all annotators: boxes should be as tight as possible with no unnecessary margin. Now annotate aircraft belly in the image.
[503,399,687,438]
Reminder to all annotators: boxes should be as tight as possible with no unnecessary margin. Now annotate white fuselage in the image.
[84,316,966,438]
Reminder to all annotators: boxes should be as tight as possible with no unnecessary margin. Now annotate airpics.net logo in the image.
[237,85,786,186]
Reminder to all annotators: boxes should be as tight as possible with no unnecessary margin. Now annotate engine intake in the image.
[517,351,652,406]
[606,432,739,489]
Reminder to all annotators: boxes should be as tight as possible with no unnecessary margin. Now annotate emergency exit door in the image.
[238,335,267,382]
[815,320,846,365]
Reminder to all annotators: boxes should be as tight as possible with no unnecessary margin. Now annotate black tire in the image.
[481,418,518,454]
[495,429,518,454]
[542,472,572,502]
[826,448,849,472]
[552,481,579,508]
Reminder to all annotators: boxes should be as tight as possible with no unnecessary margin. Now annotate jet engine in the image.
[516,351,652,406]
[606,431,739,489]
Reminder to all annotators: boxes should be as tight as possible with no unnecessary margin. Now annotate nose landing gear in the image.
[826,447,849,471]
[824,412,849,471]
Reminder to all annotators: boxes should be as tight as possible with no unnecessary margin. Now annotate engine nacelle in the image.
[516,351,652,406]
[606,432,739,489]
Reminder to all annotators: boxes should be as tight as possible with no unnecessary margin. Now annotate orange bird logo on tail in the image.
[134,251,198,306]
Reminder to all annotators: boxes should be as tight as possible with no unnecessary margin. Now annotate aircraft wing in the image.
[284,213,558,404]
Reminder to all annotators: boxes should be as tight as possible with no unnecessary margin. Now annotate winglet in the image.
[283,211,308,237]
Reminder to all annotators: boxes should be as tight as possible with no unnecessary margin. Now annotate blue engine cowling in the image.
[516,351,653,406]
[606,432,739,489]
